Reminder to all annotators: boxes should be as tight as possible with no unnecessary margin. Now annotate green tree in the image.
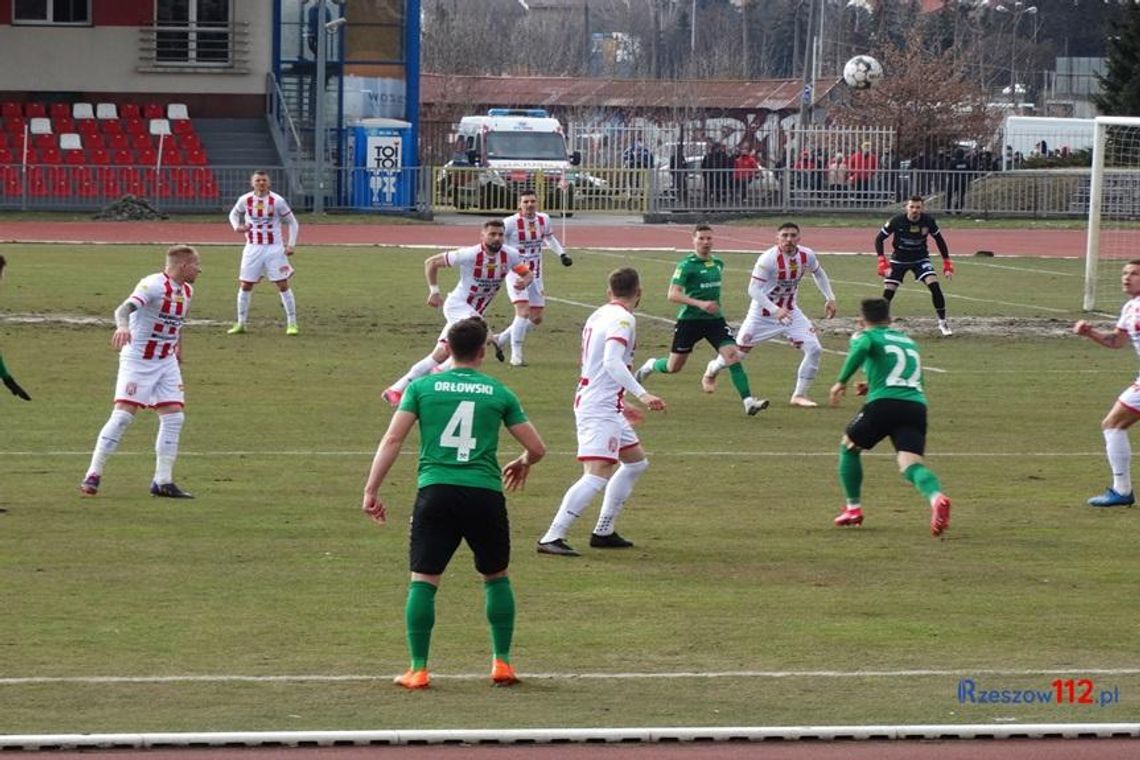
[1093,1,1140,115]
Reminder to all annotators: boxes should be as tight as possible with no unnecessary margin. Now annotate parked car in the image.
[655,151,779,206]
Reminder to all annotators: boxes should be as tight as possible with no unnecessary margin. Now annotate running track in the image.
[4,216,1131,756]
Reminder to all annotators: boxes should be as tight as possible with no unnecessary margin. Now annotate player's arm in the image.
[283,208,299,253]
[0,353,30,401]
[829,335,870,406]
[228,200,247,232]
[932,230,953,278]
[747,272,784,321]
[667,282,717,315]
[809,260,837,318]
[602,338,666,411]
[502,420,545,492]
[874,226,890,275]
[1074,321,1129,349]
[542,227,572,266]
[507,248,534,289]
[362,409,417,525]
[111,297,139,349]
[424,252,450,306]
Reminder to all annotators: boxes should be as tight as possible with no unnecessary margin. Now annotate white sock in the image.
[509,315,530,354]
[279,289,297,326]
[393,354,440,392]
[793,344,821,397]
[540,474,608,543]
[87,409,135,476]
[236,290,250,325]
[638,357,657,377]
[1104,428,1132,494]
[595,459,649,535]
[154,411,184,484]
[707,354,727,377]
[495,329,511,349]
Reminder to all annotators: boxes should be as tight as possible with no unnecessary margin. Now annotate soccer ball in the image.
[843,55,883,90]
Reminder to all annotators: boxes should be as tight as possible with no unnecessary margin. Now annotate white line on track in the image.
[2,666,1138,686]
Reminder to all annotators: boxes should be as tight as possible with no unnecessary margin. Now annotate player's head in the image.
[693,223,713,256]
[481,219,505,252]
[518,191,538,214]
[905,196,924,220]
[776,222,800,251]
[859,297,891,326]
[607,267,641,305]
[165,245,202,284]
[250,171,271,193]
[1122,259,1140,296]
[446,318,488,364]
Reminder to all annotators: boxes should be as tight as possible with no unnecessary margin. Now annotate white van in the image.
[440,108,581,212]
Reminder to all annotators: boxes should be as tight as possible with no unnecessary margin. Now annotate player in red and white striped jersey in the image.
[382,220,533,407]
[493,192,572,366]
[227,171,301,335]
[704,222,836,408]
[78,246,202,499]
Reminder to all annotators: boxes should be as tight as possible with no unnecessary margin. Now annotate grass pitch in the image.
[0,242,1136,732]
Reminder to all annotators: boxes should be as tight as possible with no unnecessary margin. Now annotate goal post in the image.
[1084,116,1140,311]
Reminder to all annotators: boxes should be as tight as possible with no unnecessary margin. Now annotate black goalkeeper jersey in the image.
[878,213,945,263]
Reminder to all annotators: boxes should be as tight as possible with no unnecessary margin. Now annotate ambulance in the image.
[442,108,581,213]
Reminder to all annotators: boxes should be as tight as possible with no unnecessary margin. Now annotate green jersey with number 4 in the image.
[671,253,725,321]
[398,367,528,491]
[836,326,926,405]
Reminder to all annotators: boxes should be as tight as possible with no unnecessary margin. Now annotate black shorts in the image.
[845,398,928,455]
[409,484,510,576]
[885,258,936,286]
[670,317,735,355]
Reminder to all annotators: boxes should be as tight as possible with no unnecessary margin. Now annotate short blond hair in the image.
[166,244,199,266]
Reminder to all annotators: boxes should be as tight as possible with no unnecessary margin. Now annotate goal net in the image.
[1084,116,1140,312]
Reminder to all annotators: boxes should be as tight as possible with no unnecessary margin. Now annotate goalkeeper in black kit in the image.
[0,255,30,401]
[875,196,955,337]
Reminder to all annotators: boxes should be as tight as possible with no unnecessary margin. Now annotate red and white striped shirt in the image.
[121,273,193,361]
[503,212,564,279]
[746,244,828,319]
[229,191,296,247]
[442,243,525,315]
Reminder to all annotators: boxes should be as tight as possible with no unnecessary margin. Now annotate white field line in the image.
[2,666,1139,686]
[0,450,1107,458]
[546,295,947,372]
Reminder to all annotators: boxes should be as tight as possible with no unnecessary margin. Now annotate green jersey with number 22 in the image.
[836,326,926,405]
[398,367,528,491]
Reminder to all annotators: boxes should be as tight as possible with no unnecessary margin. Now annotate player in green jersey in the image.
[828,298,951,537]
[635,224,768,416]
[0,256,30,402]
[362,318,546,690]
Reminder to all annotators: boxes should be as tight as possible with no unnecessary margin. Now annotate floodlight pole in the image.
[314,6,327,214]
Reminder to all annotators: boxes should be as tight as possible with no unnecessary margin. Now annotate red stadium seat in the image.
[48,103,70,120]
[0,147,11,164]
[111,148,133,165]
[136,146,157,166]
[100,118,123,135]
[4,116,26,134]
[39,146,61,164]
[174,132,201,151]
[171,120,195,136]
[32,133,55,150]
[124,117,146,135]
[83,132,105,149]
[99,168,121,198]
[161,146,183,164]
[1,102,21,119]
[75,166,100,198]
[106,132,129,150]
[24,102,46,118]
[88,147,110,165]
[54,116,75,134]
[0,165,21,195]
[130,132,153,151]
[117,167,149,196]
[63,149,85,165]
[143,103,164,120]
[0,133,6,148]
[120,103,141,120]
[76,118,99,135]
[186,148,207,165]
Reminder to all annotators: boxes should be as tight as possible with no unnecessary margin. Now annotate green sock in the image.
[838,445,863,505]
[903,463,942,501]
[484,577,515,662]
[652,357,670,374]
[727,361,752,400]
[405,580,437,670]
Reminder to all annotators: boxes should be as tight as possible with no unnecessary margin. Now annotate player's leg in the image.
[538,418,619,555]
[268,247,298,335]
[149,363,192,498]
[788,315,823,407]
[499,299,531,365]
[835,401,889,527]
[464,490,519,685]
[80,400,139,495]
[230,245,260,333]
[881,262,903,303]
[704,314,771,393]
[592,430,647,547]
[887,401,950,535]
[919,264,950,335]
[1089,397,1140,506]
[715,331,768,415]
[636,320,693,381]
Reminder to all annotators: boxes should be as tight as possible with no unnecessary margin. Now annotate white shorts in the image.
[114,356,185,408]
[736,309,820,350]
[436,301,487,344]
[574,412,640,462]
[1117,382,1140,413]
[239,244,294,283]
[506,271,546,307]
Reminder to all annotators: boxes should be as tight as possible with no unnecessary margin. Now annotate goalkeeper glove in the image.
[559,252,573,267]
[942,259,955,278]
[3,375,30,401]
[876,257,889,277]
